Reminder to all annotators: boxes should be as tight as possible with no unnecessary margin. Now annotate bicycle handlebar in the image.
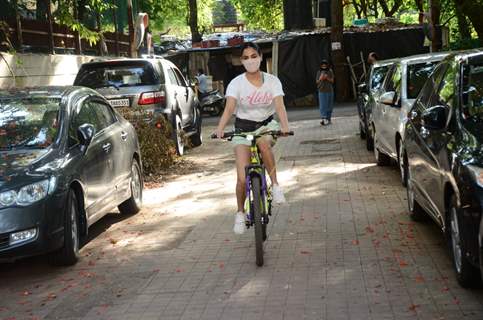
[210,130,294,140]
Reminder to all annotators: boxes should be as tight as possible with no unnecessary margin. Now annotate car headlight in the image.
[0,177,57,208]
[468,165,483,188]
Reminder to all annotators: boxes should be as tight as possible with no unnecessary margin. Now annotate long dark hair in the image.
[240,42,262,56]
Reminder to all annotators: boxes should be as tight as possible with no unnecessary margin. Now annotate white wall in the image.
[0,52,110,88]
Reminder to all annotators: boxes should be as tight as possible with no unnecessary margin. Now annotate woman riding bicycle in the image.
[214,42,290,235]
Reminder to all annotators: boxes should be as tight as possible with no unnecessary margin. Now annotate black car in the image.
[74,58,202,155]
[402,49,483,287]
[0,86,143,265]
[357,59,396,150]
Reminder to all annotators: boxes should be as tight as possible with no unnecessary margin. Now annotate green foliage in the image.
[119,108,177,177]
[53,0,115,45]
[229,0,283,31]
[141,0,214,39]
[448,37,481,50]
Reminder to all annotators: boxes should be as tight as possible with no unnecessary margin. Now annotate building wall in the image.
[0,52,106,88]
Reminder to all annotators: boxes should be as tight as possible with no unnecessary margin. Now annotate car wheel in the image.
[49,190,80,266]
[209,101,223,117]
[406,169,426,221]
[359,122,366,140]
[366,124,374,151]
[172,114,184,156]
[373,129,390,166]
[448,195,480,288]
[118,160,143,215]
[190,108,203,147]
[398,141,408,187]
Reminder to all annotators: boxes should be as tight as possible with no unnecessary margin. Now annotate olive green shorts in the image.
[231,119,280,146]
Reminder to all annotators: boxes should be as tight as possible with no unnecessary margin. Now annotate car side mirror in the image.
[421,105,447,130]
[379,91,396,106]
[77,123,95,151]
[357,83,367,94]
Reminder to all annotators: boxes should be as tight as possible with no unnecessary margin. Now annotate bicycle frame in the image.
[244,135,271,226]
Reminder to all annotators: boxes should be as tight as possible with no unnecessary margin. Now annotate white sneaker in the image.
[233,212,246,235]
[271,184,286,204]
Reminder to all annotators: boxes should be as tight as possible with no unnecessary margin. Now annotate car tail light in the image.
[138,91,165,105]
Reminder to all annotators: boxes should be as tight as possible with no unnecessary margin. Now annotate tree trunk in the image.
[188,0,202,43]
[45,0,54,54]
[353,1,362,19]
[360,0,368,17]
[283,0,314,30]
[454,0,483,43]
[36,0,48,21]
[331,0,350,101]
[378,0,402,17]
[13,0,23,49]
[455,3,471,39]
[127,0,135,57]
[414,0,424,11]
[430,0,442,51]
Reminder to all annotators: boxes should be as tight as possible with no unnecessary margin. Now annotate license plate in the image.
[108,99,130,107]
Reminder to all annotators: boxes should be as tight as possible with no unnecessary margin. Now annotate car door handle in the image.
[121,131,128,141]
[102,143,112,153]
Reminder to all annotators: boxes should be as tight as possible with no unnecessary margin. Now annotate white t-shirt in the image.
[225,72,284,122]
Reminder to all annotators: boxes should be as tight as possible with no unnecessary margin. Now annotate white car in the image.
[370,52,449,186]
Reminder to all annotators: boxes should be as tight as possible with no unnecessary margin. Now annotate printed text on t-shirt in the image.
[241,91,274,106]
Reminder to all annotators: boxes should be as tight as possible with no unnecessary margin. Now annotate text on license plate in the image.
[109,99,130,107]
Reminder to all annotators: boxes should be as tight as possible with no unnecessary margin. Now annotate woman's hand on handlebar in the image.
[213,127,225,139]
[280,125,291,137]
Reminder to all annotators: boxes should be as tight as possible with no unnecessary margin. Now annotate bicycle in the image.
[212,130,294,266]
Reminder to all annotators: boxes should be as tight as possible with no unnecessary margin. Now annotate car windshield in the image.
[407,61,439,99]
[75,61,159,89]
[370,65,390,90]
[0,97,61,150]
[461,62,483,137]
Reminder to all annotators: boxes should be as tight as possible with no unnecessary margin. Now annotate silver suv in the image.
[74,58,202,155]
[370,52,449,185]
[358,58,397,151]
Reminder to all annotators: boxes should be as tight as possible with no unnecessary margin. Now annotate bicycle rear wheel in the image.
[251,175,264,266]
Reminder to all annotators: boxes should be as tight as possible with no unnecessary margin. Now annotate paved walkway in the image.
[1,111,483,320]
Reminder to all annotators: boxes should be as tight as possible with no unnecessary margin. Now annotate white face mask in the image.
[242,57,261,73]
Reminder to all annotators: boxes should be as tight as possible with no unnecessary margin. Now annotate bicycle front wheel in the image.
[251,175,264,266]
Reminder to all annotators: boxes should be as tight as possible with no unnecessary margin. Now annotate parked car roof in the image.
[444,48,483,63]
[399,51,450,65]
[0,86,87,99]
[372,58,400,67]
[80,58,165,67]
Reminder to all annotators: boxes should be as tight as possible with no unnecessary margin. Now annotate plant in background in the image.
[0,21,17,87]
[54,0,115,45]
[118,108,177,179]
[229,0,283,31]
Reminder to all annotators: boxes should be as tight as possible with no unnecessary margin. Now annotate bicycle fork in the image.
[244,165,271,228]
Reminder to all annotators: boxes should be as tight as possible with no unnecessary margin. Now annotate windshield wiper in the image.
[95,81,120,91]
